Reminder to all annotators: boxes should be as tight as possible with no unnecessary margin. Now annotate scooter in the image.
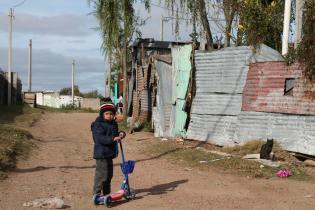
[94,131,136,207]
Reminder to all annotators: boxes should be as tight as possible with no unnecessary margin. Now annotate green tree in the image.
[60,85,83,97]
[163,0,214,50]
[82,90,101,98]
[237,0,284,51]
[296,0,315,79]
[88,0,148,117]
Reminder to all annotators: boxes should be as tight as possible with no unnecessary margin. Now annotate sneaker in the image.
[92,194,100,205]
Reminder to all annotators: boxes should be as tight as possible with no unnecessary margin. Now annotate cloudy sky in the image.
[0,0,198,95]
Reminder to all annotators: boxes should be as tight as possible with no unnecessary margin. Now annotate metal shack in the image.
[186,44,315,156]
[130,39,192,138]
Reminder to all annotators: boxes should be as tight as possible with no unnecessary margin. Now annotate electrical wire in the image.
[12,0,28,8]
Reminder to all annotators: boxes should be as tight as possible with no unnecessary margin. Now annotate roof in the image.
[132,38,191,49]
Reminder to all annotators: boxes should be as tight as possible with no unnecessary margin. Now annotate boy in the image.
[91,103,121,201]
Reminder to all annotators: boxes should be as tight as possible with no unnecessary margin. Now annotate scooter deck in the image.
[110,189,125,201]
[94,189,125,205]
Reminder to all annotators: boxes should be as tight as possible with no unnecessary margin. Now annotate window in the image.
[284,78,295,96]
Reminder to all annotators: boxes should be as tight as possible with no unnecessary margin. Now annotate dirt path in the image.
[1,113,315,210]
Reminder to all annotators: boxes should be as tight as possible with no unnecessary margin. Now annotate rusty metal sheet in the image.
[187,45,286,145]
[243,62,315,115]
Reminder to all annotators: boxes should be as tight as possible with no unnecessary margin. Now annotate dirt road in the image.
[1,113,315,210]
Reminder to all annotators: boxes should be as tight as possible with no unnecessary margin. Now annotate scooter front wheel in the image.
[124,188,136,200]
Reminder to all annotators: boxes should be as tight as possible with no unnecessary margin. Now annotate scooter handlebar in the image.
[119,131,126,139]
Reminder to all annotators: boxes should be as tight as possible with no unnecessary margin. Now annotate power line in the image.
[12,0,27,8]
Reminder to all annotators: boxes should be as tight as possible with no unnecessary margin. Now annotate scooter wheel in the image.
[124,188,136,200]
[105,196,112,208]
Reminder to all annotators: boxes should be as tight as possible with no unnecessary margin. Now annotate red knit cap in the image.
[99,103,116,115]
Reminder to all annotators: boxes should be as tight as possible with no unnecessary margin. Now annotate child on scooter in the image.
[91,103,123,202]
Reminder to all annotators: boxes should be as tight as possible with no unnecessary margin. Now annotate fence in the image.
[0,71,22,105]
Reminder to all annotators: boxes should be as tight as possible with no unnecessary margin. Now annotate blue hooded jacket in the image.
[91,114,119,159]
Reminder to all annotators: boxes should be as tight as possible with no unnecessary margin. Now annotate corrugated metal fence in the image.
[186,45,315,156]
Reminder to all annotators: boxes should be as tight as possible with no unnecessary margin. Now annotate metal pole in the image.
[28,39,32,92]
[107,56,112,97]
[114,81,118,106]
[160,15,164,41]
[8,8,14,105]
[282,0,292,55]
[295,0,305,48]
[72,60,75,106]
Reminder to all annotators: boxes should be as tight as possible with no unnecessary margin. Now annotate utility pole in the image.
[282,0,292,55]
[28,39,32,92]
[160,15,164,41]
[106,56,112,97]
[7,8,14,105]
[72,60,75,106]
[295,0,305,48]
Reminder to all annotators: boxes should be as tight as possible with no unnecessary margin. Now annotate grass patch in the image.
[220,140,282,156]
[0,126,34,180]
[118,120,153,133]
[281,163,314,182]
[221,140,264,156]
[0,105,43,127]
[133,121,153,132]
[118,120,129,132]
[0,105,42,180]
[145,140,315,181]
[37,105,97,113]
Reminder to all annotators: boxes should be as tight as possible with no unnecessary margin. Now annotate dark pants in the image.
[93,159,113,196]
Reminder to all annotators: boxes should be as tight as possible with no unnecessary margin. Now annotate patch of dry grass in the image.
[37,105,98,113]
[0,105,42,180]
[221,140,269,156]
[0,105,43,127]
[145,139,315,181]
[0,126,34,180]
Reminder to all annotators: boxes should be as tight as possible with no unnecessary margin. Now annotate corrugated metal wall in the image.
[186,45,315,155]
[186,45,284,144]
[187,46,253,141]
[194,46,252,94]
[153,60,173,137]
[152,44,192,138]
[235,112,315,156]
[171,44,192,137]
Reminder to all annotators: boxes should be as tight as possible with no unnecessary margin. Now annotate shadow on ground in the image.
[105,179,188,208]
[135,179,188,196]
[12,165,96,173]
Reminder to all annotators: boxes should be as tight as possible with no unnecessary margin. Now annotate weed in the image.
[0,126,34,179]
[0,105,42,127]
[145,140,314,181]
[37,105,97,113]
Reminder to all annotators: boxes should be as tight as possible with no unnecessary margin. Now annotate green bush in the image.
[296,0,315,79]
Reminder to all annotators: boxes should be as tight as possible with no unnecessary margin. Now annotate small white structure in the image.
[35,91,82,108]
